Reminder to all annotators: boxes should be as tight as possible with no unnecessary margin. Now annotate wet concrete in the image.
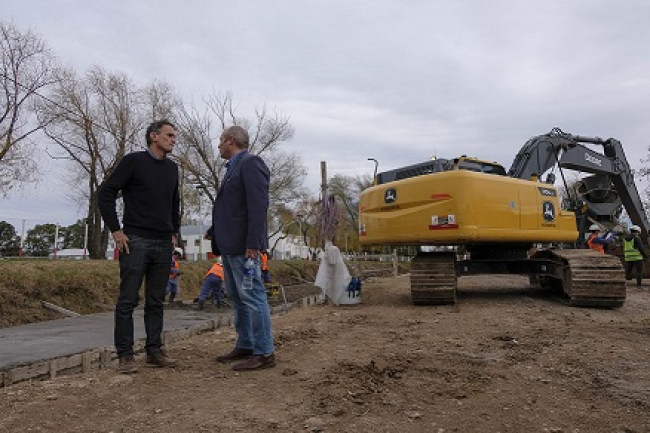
[0,308,227,370]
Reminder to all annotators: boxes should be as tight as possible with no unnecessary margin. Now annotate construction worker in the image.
[586,224,616,253]
[196,257,225,309]
[166,248,183,304]
[260,251,271,283]
[623,225,648,288]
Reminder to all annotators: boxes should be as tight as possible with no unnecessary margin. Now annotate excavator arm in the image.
[507,128,650,240]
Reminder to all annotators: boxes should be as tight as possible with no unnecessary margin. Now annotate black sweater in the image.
[98,151,180,240]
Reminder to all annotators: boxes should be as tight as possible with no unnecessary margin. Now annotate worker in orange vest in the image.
[196,257,225,310]
[260,251,271,283]
[586,224,616,254]
[166,248,183,304]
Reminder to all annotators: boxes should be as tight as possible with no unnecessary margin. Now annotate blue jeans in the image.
[199,275,223,303]
[222,255,274,355]
[166,278,179,295]
[115,235,173,357]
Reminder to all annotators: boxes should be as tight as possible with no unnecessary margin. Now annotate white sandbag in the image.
[314,242,360,305]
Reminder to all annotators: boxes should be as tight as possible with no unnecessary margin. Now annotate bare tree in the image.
[36,66,176,258]
[206,92,294,156]
[174,94,302,240]
[329,173,373,231]
[0,21,58,196]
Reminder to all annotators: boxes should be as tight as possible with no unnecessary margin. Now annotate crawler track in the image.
[410,252,457,305]
[533,249,626,308]
[410,249,626,308]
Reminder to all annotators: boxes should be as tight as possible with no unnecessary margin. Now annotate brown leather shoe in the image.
[215,347,253,363]
[232,353,276,371]
[118,355,139,374]
[146,350,178,368]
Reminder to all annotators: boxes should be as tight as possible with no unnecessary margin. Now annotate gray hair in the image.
[224,125,249,149]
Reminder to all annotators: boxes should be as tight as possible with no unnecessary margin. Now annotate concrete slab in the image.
[0,309,228,370]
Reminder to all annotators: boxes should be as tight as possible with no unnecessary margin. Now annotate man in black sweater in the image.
[98,119,180,374]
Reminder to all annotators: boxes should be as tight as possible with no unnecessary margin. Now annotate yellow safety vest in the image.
[624,238,643,262]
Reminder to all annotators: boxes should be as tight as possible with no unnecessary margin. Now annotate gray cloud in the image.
[4,0,650,228]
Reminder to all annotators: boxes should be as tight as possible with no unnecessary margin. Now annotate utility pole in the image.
[198,189,203,261]
[19,219,25,257]
[320,161,327,249]
[53,224,59,259]
[196,185,207,261]
[83,221,88,260]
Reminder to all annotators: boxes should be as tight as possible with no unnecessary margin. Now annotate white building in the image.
[180,223,311,261]
[180,223,213,261]
[268,231,311,260]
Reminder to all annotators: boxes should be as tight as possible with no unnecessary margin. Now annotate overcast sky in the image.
[3,0,650,232]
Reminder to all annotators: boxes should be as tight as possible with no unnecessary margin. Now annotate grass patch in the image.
[0,259,407,328]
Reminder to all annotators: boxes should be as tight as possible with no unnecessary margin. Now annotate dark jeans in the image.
[115,235,173,357]
[625,260,645,286]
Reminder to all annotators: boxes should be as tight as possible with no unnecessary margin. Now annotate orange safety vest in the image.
[169,257,180,279]
[261,253,269,271]
[586,233,605,254]
[205,262,224,280]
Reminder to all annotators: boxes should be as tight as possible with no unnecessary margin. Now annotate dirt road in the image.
[1,274,649,432]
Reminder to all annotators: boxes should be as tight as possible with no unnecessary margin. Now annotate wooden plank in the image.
[49,359,57,379]
[82,352,91,373]
[41,301,81,317]
[100,348,111,368]
[8,360,49,383]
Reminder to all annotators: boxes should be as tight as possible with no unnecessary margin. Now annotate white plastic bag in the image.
[314,242,360,305]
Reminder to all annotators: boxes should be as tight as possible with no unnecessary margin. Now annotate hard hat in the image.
[589,224,600,231]
[173,247,183,256]
[630,225,641,233]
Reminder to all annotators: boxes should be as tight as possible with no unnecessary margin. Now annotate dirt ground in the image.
[1,274,650,432]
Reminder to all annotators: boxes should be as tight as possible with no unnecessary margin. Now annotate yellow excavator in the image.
[359,128,650,308]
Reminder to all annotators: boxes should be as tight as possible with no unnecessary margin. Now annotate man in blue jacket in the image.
[207,125,275,371]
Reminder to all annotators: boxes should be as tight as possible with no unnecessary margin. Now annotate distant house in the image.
[180,223,212,261]
[48,249,89,260]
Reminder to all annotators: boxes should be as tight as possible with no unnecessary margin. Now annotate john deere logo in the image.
[542,201,555,222]
[384,188,397,204]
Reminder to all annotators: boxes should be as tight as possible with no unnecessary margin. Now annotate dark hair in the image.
[146,119,175,146]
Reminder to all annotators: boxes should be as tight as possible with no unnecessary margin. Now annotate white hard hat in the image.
[173,247,183,256]
[630,225,641,233]
[589,224,600,231]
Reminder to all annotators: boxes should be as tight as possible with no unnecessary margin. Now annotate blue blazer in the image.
[209,150,270,255]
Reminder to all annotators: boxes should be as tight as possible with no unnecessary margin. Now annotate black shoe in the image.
[194,300,205,311]
[215,347,253,363]
[232,353,276,371]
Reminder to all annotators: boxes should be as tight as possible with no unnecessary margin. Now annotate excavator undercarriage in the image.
[410,249,626,308]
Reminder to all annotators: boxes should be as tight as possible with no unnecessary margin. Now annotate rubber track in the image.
[410,252,457,305]
[536,249,626,308]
